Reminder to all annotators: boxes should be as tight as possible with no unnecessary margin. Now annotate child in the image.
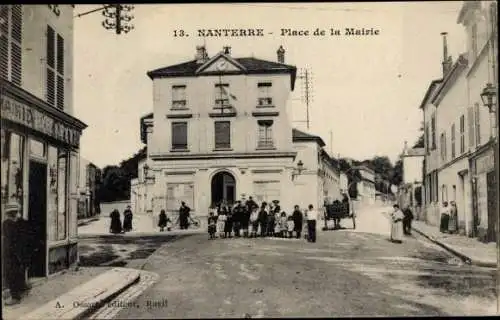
[279,212,288,238]
[287,215,295,238]
[217,209,227,239]
[249,207,259,238]
[208,211,217,240]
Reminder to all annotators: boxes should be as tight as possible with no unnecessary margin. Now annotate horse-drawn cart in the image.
[323,200,356,230]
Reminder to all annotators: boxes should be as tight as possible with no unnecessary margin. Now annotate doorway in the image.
[211,171,236,207]
[28,160,47,277]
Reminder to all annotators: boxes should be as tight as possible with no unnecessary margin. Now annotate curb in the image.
[77,217,100,226]
[412,227,496,268]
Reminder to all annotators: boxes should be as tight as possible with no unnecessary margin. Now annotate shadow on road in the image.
[78,234,190,267]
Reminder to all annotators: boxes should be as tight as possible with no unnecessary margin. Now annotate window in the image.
[468,106,475,149]
[30,138,46,158]
[0,130,24,216]
[0,5,22,86]
[171,122,188,150]
[214,121,231,149]
[257,82,273,106]
[474,103,481,146]
[451,123,456,159]
[433,171,439,203]
[460,114,465,154]
[257,120,274,148]
[215,83,229,108]
[46,25,65,110]
[431,114,436,150]
[471,23,478,58]
[171,85,187,109]
[440,132,446,162]
[57,149,68,240]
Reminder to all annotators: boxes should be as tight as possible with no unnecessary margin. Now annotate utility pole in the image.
[298,68,313,130]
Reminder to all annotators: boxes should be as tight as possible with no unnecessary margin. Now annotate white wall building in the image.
[353,165,376,205]
[1,5,86,277]
[132,45,341,219]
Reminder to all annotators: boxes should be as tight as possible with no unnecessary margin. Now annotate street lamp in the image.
[291,160,305,180]
[102,4,135,35]
[143,163,150,215]
[480,82,499,313]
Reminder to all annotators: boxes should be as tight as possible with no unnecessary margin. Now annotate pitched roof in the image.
[418,79,443,109]
[431,54,468,106]
[292,128,326,147]
[147,57,297,90]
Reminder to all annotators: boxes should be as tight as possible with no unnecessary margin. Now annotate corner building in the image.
[1,5,86,279]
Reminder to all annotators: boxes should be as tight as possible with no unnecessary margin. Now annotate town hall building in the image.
[132,45,342,218]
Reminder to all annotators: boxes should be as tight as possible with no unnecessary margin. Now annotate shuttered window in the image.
[425,123,430,153]
[46,25,65,110]
[257,120,274,148]
[214,121,231,149]
[431,114,436,150]
[459,114,465,154]
[474,103,481,146]
[171,122,188,150]
[0,5,22,86]
[451,123,456,159]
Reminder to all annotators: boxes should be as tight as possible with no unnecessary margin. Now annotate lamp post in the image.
[480,82,498,313]
[291,160,304,180]
[143,163,150,215]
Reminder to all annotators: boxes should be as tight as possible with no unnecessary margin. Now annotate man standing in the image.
[439,201,450,233]
[292,205,303,239]
[306,204,318,243]
[2,202,33,305]
[179,201,191,230]
[402,205,414,235]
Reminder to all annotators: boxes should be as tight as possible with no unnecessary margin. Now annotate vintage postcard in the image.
[1,2,498,319]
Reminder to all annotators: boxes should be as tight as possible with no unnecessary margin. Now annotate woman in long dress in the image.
[390,204,404,243]
[109,209,122,234]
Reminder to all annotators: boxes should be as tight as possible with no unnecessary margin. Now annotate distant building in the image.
[353,165,376,205]
[77,158,101,219]
[399,142,425,219]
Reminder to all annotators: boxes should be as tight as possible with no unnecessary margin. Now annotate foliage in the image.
[413,134,425,148]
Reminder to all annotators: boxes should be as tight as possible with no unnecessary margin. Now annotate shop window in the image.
[0,131,25,216]
[1,129,9,215]
[47,146,58,240]
[69,152,79,238]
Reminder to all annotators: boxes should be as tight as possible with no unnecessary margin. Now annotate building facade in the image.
[399,143,425,219]
[458,0,497,242]
[353,165,376,205]
[132,45,341,219]
[77,157,101,219]
[1,5,86,278]
[421,1,497,242]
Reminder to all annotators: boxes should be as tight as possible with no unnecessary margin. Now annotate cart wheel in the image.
[352,214,356,230]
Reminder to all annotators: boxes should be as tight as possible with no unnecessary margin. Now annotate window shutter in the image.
[474,104,481,146]
[47,68,55,106]
[467,106,475,149]
[214,121,230,149]
[10,42,21,85]
[0,34,8,80]
[172,122,187,149]
[56,34,64,75]
[47,26,55,68]
[56,75,64,109]
[11,5,21,43]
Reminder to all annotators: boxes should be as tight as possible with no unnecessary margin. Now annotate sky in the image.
[73,2,466,168]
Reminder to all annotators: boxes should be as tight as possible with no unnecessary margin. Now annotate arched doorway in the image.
[211,171,236,207]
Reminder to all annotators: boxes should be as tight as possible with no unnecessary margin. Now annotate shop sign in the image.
[475,148,494,174]
[1,95,81,148]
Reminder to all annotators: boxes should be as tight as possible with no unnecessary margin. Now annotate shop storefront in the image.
[1,80,86,278]
[470,140,496,242]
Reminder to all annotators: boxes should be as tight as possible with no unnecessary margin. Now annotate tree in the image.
[413,134,424,148]
[391,159,403,188]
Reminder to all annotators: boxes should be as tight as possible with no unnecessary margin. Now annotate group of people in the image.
[389,204,415,243]
[109,205,134,234]
[439,201,459,234]
[207,196,320,243]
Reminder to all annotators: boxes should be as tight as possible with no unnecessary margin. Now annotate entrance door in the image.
[211,171,236,207]
[486,171,497,242]
[28,161,47,277]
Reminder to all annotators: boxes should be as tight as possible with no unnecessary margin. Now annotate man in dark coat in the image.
[2,202,34,305]
[258,202,268,237]
[402,205,414,235]
[232,201,243,237]
[245,196,258,213]
[291,205,303,239]
[122,205,133,232]
[179,201,191,230]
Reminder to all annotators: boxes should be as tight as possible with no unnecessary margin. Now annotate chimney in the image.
[195,45,208,64]
[441,32,453,76]
[277,45,285,63]
[223,46,231,55]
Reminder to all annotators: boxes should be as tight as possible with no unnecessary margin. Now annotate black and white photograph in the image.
[1,2,499,318]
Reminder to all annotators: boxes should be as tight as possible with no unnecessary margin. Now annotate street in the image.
[78,208,497,318]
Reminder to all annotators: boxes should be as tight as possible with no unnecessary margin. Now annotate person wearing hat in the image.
[2,202,32,305]
[122,205,133,232]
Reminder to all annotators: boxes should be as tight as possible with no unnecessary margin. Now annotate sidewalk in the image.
[412,220,497,268]
[77,215,101,227]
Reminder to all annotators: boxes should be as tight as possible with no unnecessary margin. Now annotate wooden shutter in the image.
[172,122,187,149]
[460,114,465,153]
[467,106,475,149]
[214,121,230,149]
[56,34,64,75]
[10,5,21,85]
[56,75,64,109]
[47,26,55,68]
[47,68,55,106]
